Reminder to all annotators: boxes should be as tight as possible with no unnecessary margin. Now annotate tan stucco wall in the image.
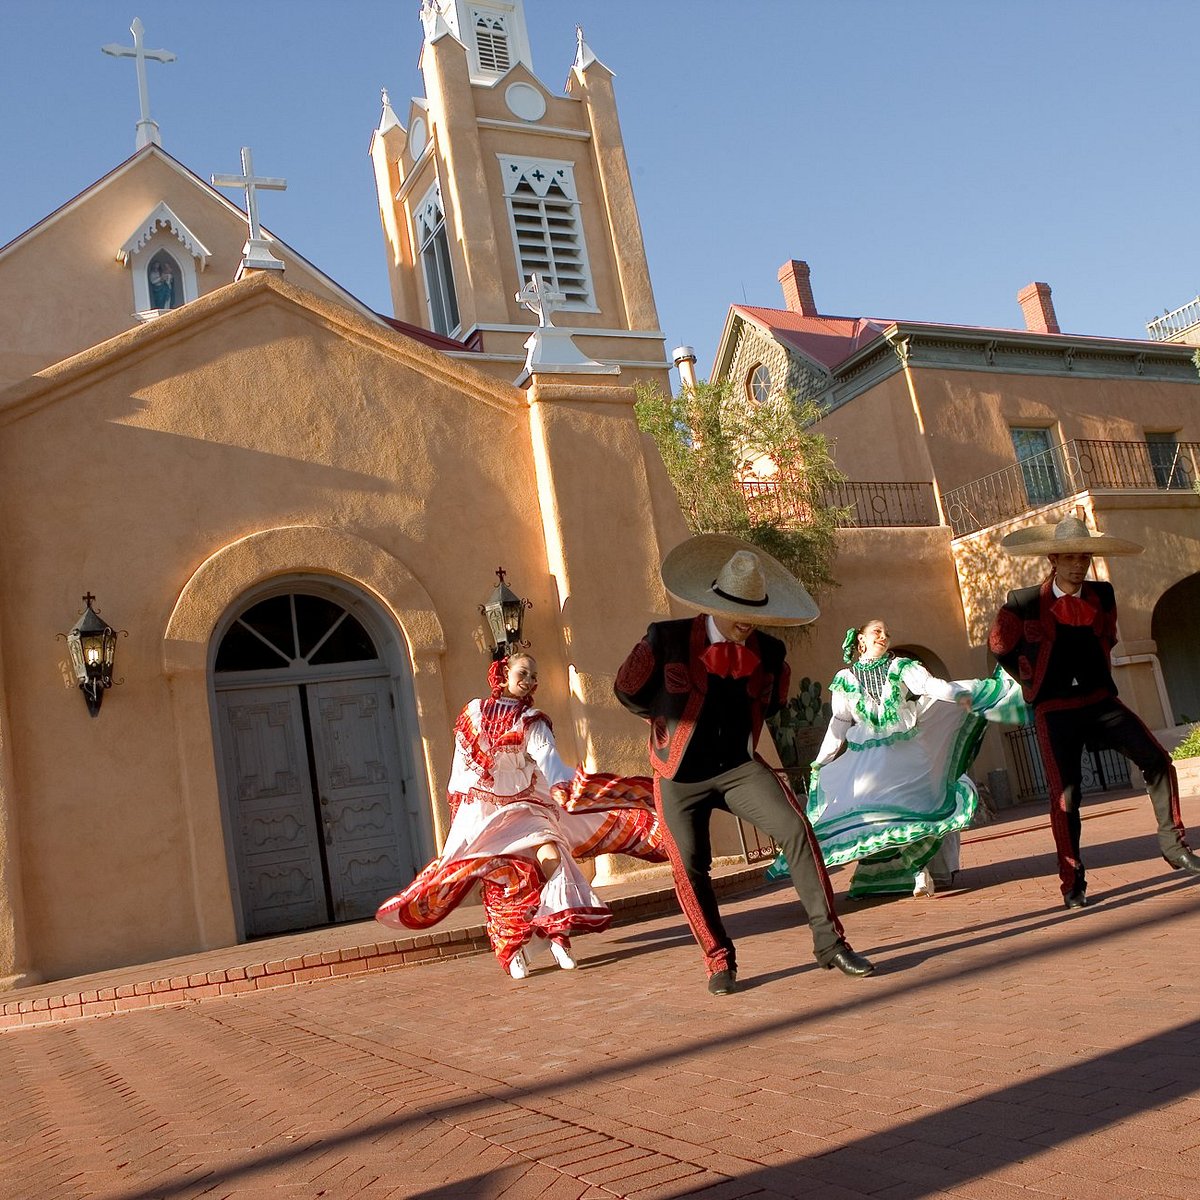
[816,359,1200,736]
[817,363,1200,492]
[901,367,1199,491]
[0,148,361,394]
[0,275,682,983]
[793,525,975,685]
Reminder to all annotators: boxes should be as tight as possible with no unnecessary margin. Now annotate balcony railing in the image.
[741,480,939,529]
[1147,295,1200,342]
[944,438,1199,537]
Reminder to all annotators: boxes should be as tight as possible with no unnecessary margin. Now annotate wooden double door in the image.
[217,675,422,937]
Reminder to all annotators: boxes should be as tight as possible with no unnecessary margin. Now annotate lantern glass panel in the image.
[485,604,507,646]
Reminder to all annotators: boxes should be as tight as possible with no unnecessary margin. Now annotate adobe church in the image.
[0,1,690,987]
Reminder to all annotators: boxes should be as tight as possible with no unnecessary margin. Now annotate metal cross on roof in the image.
[516,273,565,328]
[101,18,177,150]
[211,147,288,273]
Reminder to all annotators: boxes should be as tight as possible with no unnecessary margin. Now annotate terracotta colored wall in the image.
[816,373,931,483]
[903,367,1199,491]
[0,277,685,982]
[0,151,360,393]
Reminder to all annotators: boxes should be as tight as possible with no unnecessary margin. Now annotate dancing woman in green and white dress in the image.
[783,619,1025,898]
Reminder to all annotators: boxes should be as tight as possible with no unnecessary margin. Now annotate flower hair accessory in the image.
[487,657,509,698]
[841,627,858,663]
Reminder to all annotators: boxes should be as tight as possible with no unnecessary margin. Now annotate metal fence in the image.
[741,480,939,529]
[944,438,1200,537]
[826,481,939,528]
[1004,724,1133,803]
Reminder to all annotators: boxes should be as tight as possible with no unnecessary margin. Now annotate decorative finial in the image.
[381,87,391,108]
[101,17,177,150]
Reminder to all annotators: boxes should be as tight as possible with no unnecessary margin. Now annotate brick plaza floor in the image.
[3,790,1200,1199]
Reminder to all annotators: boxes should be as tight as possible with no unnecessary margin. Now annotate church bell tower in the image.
[370,0,667,384]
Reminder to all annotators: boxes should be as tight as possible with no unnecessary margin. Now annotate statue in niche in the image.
[147,252,180,309]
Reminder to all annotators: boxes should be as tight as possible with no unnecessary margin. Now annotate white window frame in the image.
[498,154,597,313]
[414,180,461,337]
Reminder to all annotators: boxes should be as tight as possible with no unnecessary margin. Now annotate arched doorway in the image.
[1152,573,1200,726]
[891,644,950,679]
[211,580,428,938]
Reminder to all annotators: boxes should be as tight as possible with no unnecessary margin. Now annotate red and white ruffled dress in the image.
[376,696,664,971]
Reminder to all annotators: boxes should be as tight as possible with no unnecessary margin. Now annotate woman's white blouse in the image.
[447,699,573,798]
[813,660,965,766]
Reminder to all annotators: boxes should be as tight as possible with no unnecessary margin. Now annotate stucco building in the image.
[0,1,689,988]
[712,260,1200,795]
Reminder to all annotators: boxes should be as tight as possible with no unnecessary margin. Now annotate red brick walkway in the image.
[3,791,1200,1199]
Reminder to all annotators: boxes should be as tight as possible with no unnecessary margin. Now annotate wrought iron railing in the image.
[741,480,939,529]
[1004,725,1132,803]
[944,438,1200,537]
[1147,295,1200,342]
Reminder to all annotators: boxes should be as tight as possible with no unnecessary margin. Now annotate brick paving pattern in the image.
[3,792,1200,1198]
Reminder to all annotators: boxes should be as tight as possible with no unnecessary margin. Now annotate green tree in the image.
[634,377,845,596]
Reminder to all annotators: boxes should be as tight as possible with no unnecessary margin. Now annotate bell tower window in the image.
[415,181,460,336]
[473,10,511,74]
[499,155,595,311]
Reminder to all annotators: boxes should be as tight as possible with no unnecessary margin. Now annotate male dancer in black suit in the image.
[988,515,1200,909]
[615,534,874,994]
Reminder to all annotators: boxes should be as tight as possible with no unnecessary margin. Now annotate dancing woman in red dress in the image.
[377,654,665,978]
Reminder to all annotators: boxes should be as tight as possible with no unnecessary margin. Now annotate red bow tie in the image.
[701,640,760,679]
[1052,594,1096,627]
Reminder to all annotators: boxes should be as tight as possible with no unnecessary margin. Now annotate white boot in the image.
[913,868,936,898]
[550,939,577,970]
[508,949,529,979]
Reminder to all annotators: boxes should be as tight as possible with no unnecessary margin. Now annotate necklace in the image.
[852,653,894,705]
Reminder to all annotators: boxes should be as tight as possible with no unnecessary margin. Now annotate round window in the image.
[748,364,771,403]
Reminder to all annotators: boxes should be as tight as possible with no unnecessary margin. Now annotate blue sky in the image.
[3,2,1199,376]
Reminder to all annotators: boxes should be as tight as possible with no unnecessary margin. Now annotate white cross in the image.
[516,273,565,328]
[102,18,176,150]
[211,147,287,246]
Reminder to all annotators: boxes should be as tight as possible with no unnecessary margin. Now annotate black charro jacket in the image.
[988,577,1118,709]
[614,615,790,780]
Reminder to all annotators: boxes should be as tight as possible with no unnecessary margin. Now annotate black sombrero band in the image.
[710,581,769,607]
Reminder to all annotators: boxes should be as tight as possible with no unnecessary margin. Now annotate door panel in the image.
[216,687,330,936]
[307,678,417,921]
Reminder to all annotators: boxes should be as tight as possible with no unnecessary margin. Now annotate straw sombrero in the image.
[660,534,819,626]
[999,515,1142,557]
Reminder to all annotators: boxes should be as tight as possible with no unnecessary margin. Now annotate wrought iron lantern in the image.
[479,568,531,661]
[60,594,123,717]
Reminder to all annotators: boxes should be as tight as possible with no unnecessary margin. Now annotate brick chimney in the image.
[1017,282,1061,334]
[778,259,818,316]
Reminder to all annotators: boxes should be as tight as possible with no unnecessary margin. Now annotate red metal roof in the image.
[375,314,479,352]
[733,306,888,370]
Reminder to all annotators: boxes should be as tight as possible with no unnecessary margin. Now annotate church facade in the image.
[0,1,688,987]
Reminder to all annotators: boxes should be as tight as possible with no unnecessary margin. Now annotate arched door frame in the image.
[162,526,453,949]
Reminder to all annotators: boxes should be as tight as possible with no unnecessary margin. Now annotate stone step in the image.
[1176,754,1200,796]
